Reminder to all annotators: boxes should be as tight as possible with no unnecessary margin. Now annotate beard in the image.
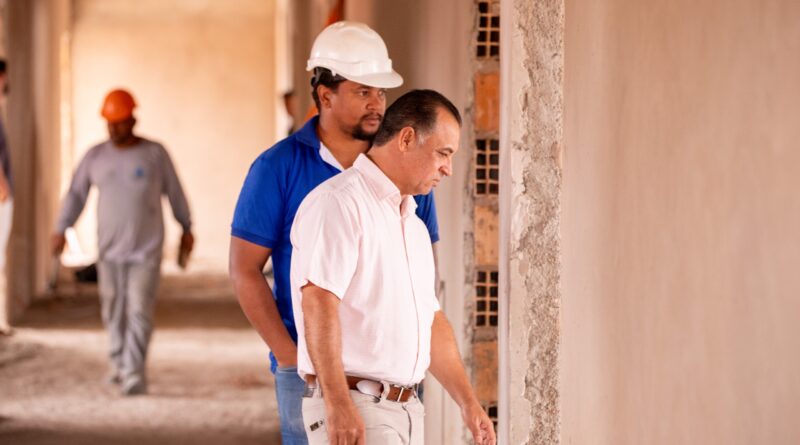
[347,113,382,141]
[351,126,377,141]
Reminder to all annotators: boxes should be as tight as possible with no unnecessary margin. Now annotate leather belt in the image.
[306,374,417,403]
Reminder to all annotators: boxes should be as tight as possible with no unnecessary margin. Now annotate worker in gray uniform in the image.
[52,88,194,396]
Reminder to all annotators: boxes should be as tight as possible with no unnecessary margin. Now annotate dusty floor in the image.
[0,272,281,444]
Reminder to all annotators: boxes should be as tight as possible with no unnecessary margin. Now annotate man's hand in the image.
[178,231,194,269]
[325,398,366,444]
[303,283,364,443]
[51,233,67,256]
[428,311,497,445]
[461,400,497,445]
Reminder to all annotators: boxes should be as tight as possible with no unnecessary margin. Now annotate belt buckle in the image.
[386,383,413,402]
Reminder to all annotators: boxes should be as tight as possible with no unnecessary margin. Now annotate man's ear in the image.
[398,126,416,153]
[317,85,333,109]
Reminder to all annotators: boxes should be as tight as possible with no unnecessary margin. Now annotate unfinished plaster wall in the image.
[500,0,563,443]
[69,0,279,270]
[562,0,800,443]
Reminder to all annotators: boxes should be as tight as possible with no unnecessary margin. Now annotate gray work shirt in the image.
[56,138,191,263]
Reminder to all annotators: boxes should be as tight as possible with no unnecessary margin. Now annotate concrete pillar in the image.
[3,0,69,324]
[4,0,37,324]
[499,0,564,443]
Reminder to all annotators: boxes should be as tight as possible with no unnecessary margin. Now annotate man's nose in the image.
[440,159,453,177]
[366,92,383,111]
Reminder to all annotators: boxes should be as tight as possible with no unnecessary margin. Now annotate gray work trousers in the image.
[97,260,161,379]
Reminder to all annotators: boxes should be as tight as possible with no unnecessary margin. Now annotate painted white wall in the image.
[69,0,282,271]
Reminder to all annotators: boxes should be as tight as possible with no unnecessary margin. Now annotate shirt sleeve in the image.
[55,150,94,233]
[159,145,192,231]
[413,191,440,243]
[231,154,286,248]
[291,193,360,300]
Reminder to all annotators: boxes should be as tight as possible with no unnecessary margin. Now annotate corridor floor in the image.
[0,271,281,444]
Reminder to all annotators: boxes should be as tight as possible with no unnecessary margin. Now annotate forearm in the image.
[55,191,87,233]
[168,189,191,231]
[429,311,480,408]
[56,157,93,233]
[161,148,192,230]
[302,286,352,407]
[231,265,296,364]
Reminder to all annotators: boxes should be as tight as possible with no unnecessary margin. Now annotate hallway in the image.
[0,272,280,444]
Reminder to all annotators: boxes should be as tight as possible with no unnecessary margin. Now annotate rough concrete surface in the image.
[506,0,564,443]
[0,272,280,445]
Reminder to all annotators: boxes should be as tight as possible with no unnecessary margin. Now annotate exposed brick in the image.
[474,205,499,266]
[474,71,500,133]
[471,340,498,403]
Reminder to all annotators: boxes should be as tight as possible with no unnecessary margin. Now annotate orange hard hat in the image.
[101,89,136,123]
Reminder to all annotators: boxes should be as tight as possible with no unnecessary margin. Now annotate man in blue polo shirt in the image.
[229,22,439,444]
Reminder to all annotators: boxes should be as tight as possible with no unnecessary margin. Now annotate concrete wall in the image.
[3,0,70,322]
[562,0,800,443]
[69,0,281,271]
[499,0,564,443]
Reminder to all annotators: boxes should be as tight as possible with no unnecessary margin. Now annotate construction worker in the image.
[52,89,194,396]
[229,22,439,444]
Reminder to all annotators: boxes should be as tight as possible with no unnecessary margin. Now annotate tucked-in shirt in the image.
[55,138,191,263]
[291,154,440,386]
[231,116,439,373]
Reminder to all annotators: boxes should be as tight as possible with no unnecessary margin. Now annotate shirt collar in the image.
[295,115,321,148]
[353,154,418,217]
[319,142,344,171]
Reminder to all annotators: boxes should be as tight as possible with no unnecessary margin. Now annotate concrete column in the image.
[4,0,37,323]
[290,0,313,121]
[3,0,69,324]
[499,0,564,443]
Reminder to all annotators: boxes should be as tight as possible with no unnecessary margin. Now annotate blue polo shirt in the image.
[231,116,440,373]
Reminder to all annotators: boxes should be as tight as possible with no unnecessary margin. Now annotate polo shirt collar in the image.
[295,115,321,148]
[353,154,418,217]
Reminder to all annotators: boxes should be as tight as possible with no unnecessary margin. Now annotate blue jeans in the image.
[275,366,308,444]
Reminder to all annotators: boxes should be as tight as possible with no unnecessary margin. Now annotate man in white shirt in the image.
[291,90,496,445]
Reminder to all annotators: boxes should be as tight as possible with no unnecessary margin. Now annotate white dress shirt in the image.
[290,154,440,386]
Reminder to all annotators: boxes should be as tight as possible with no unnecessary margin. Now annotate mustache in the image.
[360,113,382,122]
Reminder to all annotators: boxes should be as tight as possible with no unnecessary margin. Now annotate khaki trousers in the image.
[303,389,425,444]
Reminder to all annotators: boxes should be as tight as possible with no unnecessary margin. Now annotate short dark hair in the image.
[310,67,346,110]
[372,89,461,147]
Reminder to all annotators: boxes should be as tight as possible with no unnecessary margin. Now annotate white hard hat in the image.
[307,21,403,89]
